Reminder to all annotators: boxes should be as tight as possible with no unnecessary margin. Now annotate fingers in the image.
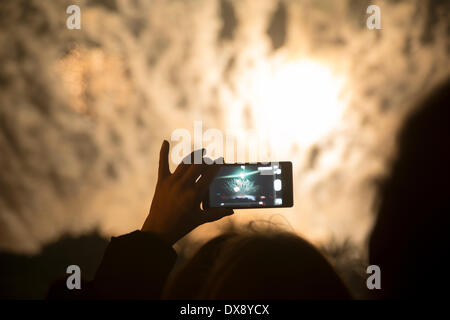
[180,164,207,186]
[200,207,234,224]
[172,148,205,180]
[157,140,171,183]
[195,158,222,198]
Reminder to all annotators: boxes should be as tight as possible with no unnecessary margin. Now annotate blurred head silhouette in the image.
[165,228,352,299]
[369,78,450,298]
[162,232,237,299]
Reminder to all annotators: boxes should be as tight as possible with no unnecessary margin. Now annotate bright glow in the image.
[248,59,345,150]
[274,179,282,191]
[233,186,240,192]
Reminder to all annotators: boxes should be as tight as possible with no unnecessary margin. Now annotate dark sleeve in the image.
[91,230,177,299]
[47,230,177,300]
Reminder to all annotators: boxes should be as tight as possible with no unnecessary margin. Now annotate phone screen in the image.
[206,162,293,209]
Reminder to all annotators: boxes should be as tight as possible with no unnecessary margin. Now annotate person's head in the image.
[162,232,237,299]
[164,228,352,299]
[369,78,450,298]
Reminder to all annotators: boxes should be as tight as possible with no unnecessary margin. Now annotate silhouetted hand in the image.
[141,140,234,245]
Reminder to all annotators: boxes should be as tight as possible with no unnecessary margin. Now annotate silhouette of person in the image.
[48,143,233,299]
[48,141,351,299]
[369,78,450,298]
[164,230,351,299]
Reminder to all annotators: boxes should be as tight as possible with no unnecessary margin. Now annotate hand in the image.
[141,140,234,245]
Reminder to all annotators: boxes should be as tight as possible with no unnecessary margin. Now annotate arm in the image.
[89,230,177,299]
[48,141,233,299]
[47,230,176,300]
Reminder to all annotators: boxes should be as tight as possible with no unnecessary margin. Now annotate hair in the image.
[369,77,450,298]
[162,232,237,299]
[164,228,352,300]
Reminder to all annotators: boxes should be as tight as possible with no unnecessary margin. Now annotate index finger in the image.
[157,140,170,183]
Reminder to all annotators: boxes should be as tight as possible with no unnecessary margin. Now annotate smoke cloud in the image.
[0,0,448,253]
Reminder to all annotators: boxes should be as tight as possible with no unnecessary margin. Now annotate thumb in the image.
[200,207,234,224]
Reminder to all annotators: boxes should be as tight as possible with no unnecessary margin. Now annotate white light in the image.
[274,179,282,191]
[239,173,245,179]
[275,198,283,205]
[249,59,345,149]
[275,168,281,174]
[233,186,240,192]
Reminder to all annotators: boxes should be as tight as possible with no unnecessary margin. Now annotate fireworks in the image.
[224,177,259,195]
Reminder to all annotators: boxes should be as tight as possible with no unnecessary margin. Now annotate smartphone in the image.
[204,162,293,209]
